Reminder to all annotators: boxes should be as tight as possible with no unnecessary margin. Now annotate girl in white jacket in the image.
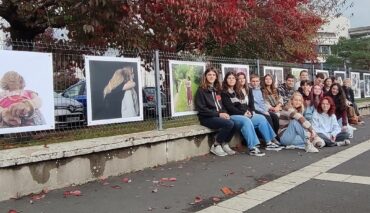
[311,96,350,147]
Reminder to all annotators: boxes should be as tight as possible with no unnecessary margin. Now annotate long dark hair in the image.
[309,84,323,108]
[236,72,249,95]
[262,74,278,96]
[327,83,347,112]
[222,71,238,91]
[200,67,222,92]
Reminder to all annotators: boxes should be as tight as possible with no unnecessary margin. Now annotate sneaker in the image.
[336,139,351,147]
[312,137,325,148]
[249,147,265,156]
[222,143,236,155]
[210,144,228,156]
[265,142,283,151]
[305,142,319,153]
[285,145,305,150]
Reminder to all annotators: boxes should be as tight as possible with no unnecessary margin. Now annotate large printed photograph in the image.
[334,71,346,84]
[0,50,54,134]
[350,72,361,99]
[85,56,143,125]
[263,66,284,87]
[221,64,250,82]
[169,60,206,117]
[364,73,370,98]
[315,69,329,79]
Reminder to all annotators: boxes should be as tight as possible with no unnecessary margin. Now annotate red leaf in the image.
[122,178,132,183]
[111,185,122,189]
[64,190,82,197]
[220,187,234,196]
[212,197,221,202]
[8,210,18,213]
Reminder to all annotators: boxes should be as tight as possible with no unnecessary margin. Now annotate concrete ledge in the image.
[0,125,214,168]
[0,125,225,201]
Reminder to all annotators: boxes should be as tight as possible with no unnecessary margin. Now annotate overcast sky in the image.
[343,0,370,28]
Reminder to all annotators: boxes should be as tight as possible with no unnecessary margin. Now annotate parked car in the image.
[61,80,87,108]
[54,92,85,127]
[142,87,167,117]
[62,81,167,117]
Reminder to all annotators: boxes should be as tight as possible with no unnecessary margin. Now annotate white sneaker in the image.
[222,143,236,155]
[249,147,265,156]
[265,142,283,151]
[210,144,227,156]
[312,137,325,148]
[337,139,351,147]
[285,145,305,150]
[305,142,319,153]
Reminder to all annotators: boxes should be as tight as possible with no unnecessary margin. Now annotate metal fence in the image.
[0,40,369,148]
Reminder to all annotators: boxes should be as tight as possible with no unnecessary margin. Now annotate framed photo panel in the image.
[315,69,329,79]
[291,68,308,80]
[350,72,361,99]
[221,64,250,82]
[263,66,284,87]
[364,73,370,98]
[169,60,206,117]
[334,71,346,85]
[0,50,55,134]
[85,56,143,126]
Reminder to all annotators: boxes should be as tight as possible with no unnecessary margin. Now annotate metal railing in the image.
[0,40,369,148]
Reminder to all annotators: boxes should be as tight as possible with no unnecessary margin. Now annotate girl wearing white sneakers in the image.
[194,67,237,156]
[311,96,350,147]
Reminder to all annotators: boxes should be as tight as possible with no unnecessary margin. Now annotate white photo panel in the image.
[0,50,54,134]
[263,66,284,87]
[221,64,250,83]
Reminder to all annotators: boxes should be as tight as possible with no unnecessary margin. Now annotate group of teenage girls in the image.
[195,67,360,157]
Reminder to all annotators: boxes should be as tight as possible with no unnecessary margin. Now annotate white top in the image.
[311,111,341,138]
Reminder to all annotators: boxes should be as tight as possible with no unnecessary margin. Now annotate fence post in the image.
[311,63,315,80]
[256,59,260,76]
[154,50,163,130]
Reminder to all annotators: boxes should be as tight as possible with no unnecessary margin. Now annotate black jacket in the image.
[195,87,225,120]
[221,89,255,115]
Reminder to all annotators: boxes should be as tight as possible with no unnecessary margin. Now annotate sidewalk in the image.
[1,117,369,213]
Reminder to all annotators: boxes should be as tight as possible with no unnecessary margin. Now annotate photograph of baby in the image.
[85,56,142,126]
[169,60,206,117]
[221,64,250,82]
[263,66,284,87]
[0,50,54,134]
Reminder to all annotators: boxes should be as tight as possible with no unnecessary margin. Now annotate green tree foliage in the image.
[326,37,370,70]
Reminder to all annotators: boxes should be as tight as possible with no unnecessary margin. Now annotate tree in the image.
[0,0,352,60]
[326,37,370,70]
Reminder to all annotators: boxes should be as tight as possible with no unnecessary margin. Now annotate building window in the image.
[318,45,331,55]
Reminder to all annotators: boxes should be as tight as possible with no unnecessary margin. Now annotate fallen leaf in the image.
[111,185,122,189]
[8,210,18,213]
[256,177,269,185]
[168,177,177,181]
[98,176,107,181]
[64,190,82,197]
[147,207,154,211]
[102,182,110,186]
[31,192,46,201]
[122,178,132,183]
[160,177,176,182]
[152,188,158,193]
[221,187,234,196]
[212,197,221,202]
[160,183,175,187]
[224,172,235,176]
[160,178,169,182]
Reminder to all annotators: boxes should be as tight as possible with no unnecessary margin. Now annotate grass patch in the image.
[0,116,199,150]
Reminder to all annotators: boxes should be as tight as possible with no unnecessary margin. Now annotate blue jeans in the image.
[280,120,308,146]
[200,117,237,144]
[230,115,259,149]
[250,114,276,143]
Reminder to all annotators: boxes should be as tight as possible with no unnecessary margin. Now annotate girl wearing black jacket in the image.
[195,67,237,156]
[221,71,279,155]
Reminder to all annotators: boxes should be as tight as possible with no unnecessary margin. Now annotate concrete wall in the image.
[0,126,220,201]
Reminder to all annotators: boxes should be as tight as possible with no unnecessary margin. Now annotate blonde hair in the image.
[103,67,133,98]
[286,91,305,113]
[1,71,26,90]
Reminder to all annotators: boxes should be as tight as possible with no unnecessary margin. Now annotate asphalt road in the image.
[1,117,370,213]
